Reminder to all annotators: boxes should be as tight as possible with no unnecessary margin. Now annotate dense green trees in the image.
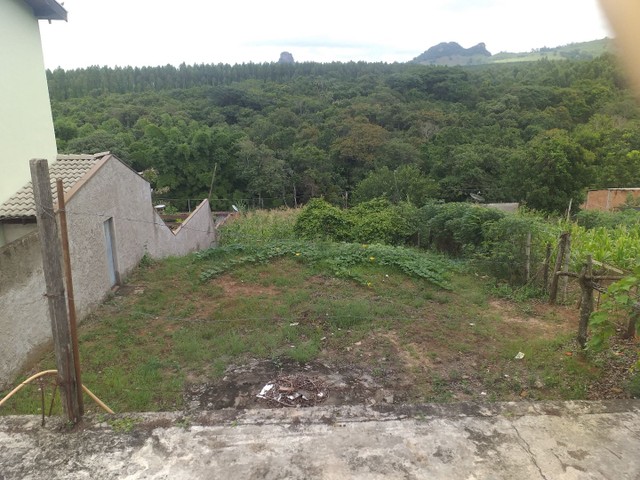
[48,54,640,212]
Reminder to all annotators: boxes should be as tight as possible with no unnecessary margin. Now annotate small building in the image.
[0,153,217,386]
[582,188,640,212]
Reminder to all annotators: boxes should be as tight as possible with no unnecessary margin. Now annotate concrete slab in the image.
[1,400,639,479]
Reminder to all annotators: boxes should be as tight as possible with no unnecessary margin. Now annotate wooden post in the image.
[524,232,532,282]
[543,242,552,292]
[30,159,81,423]
[577,255,594,348]
[561,233,571,303]
[56,179,84,415]
[549,232,568,304]
[624,302,640,339]
[207,163,218,204]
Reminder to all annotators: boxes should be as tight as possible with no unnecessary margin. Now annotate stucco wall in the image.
[0,157,216,386]
[0,231,49,387]
[1,223,37,245]
[0,0,58,204]
[65,157,216,319]
[149,200,216,258]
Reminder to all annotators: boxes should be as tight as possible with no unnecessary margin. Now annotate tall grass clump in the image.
[575,208,640,230]
[218,208,300,246]
[415,202,505,256]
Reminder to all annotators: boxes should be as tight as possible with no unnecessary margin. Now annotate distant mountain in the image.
[278,52,295,64]
[410,38,613,66]
[412,42,491,66]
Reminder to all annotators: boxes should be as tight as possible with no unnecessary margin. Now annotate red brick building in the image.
[582,188,640,211]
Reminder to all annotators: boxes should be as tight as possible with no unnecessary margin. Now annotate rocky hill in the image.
[411,38,612,66]
[412,42,491,66]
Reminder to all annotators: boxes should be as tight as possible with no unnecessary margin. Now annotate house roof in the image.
[24,0,67,21]
[0,152,111,220]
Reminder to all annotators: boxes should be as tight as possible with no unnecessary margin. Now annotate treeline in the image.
[48,55,640,212]
[47,62,403,100]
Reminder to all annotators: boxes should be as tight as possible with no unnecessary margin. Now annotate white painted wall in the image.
[0,0,58,205]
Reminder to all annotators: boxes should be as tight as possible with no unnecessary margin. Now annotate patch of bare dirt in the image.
[183,358,397,411]
[215,275,280,298]
[488,299,575,338]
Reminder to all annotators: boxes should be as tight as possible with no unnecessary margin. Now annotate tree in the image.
[353,165,438,205]
[507,129,593,212]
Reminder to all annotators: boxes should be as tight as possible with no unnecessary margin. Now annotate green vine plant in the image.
[588,266,640,363]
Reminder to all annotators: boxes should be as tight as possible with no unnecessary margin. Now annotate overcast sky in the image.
[39,0,612,70]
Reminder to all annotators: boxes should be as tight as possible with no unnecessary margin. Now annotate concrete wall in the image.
[0,223,37,245]
[583,189,640,211]
[0,156,216,387]
[0,0,58,204]
[0,231,49,387]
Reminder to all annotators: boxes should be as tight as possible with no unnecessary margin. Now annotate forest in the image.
[47,54,640,213]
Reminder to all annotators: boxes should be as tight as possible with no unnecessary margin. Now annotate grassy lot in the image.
[1,209,633,414]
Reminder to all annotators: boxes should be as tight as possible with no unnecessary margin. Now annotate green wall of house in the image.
[0,0,58,205]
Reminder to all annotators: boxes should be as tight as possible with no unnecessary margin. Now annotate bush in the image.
[479,213,555,285]
[294,198,352,241]
[346,199,415,245]
[294,198,418,246]
[415,202,505,256]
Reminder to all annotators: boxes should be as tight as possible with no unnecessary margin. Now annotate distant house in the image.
[582,188,640,211]
[0,152,217,386]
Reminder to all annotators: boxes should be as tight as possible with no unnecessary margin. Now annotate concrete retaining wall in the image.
[0,232,49,387]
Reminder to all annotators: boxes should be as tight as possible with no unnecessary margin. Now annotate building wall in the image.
[0,231,49,387]
[0,223,37,245]
[583,189,640,211]
[64,158,215,319]
[0,0,58,205]
[0,157,216,386]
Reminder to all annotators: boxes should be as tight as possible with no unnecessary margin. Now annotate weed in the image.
[628,372,640,398]
[108,417,138,433]
[175,417,191,429]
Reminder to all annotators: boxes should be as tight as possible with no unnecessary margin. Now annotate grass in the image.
[0,208,628,414]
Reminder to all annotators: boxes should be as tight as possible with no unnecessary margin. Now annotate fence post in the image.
[30,159,81,423]
[525,232,532,282]
[549,232,569,304]
[624,302,640,339]
[561,233,572,303]
[543,242,552,292]
[577,255,594,348]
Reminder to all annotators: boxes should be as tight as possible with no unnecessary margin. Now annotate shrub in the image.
[294,198,352,241]
[345,198,414,245]
[295,198,418,246]
[479,213,555,285]
[415,202,505,256]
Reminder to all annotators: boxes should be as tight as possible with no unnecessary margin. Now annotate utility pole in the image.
[30,159,81,423]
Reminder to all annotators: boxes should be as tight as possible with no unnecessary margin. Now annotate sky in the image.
[39,0,613,70]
